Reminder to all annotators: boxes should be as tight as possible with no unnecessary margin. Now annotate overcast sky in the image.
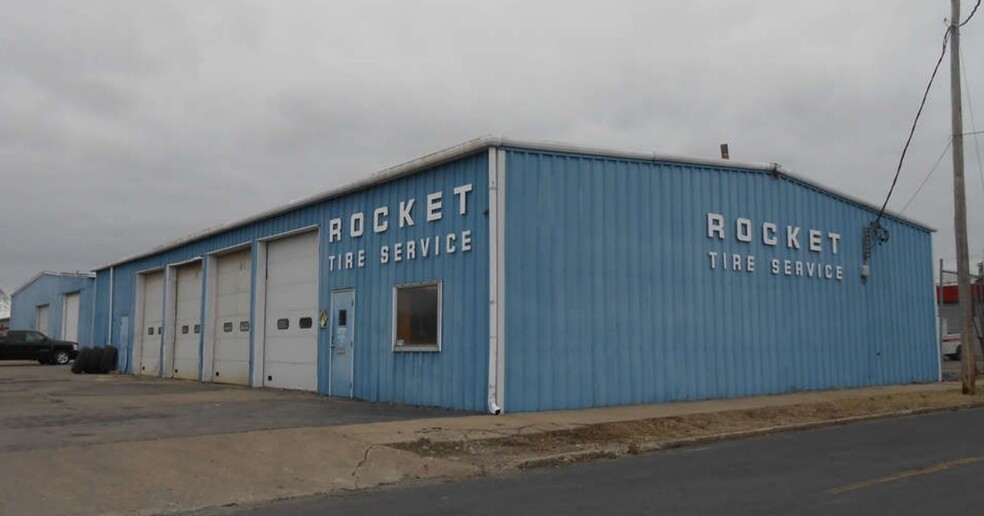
[1,0,983,291]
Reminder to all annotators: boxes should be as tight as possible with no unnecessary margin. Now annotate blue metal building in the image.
[89,137,938,413]
[11,272,96,346]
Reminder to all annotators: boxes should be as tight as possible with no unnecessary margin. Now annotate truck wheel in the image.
[52,351,71,366]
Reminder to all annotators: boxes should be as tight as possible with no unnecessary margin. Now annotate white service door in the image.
[213,250,252,385]
[35,305,50,335]
[172,263,202,380]
[263,231,319,391]
[139,271,165,376]
[61,293,80,342]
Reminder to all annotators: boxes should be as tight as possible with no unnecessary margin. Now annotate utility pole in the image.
[951,0,976,394]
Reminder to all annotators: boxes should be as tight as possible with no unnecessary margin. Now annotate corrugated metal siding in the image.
[10,275,96,346]
[98,152,489,411]
[503,149,937,412]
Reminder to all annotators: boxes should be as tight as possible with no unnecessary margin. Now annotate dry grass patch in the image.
[392,389,984,471]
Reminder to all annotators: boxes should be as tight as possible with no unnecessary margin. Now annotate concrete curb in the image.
[513,401,984,470]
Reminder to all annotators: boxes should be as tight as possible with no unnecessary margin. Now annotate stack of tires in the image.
[70,346,119,375]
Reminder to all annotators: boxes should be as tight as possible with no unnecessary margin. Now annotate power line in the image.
[961,46,984,202]
[900,139,952,214]
[961,0,982,26]
[874,27,952,224]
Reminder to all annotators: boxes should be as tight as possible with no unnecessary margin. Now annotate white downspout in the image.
[487,147,504,414]
[107,267,114,347]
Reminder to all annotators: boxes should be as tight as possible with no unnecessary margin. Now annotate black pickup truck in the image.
[0,330,78,365]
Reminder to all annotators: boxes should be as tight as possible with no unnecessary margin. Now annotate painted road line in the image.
[828,456,984,495]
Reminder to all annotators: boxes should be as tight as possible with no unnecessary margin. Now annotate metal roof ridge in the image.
[95,135,933,270]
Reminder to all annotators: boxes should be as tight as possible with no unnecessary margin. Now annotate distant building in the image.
[0,288,10,320]
[935,282,984,358]
[10,272,96,345]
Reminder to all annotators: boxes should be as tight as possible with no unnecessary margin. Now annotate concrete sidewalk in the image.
[0,381,971,516]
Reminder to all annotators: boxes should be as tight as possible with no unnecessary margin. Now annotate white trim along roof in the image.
[96,135,934,270]
[12,271,96,297]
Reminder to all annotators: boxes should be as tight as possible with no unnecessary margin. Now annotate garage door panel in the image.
[262,363,316,391]
[172,264,202,380]
[215,337,250,361]
[267,264,316,286]
[62,293,80,342]
[36,305,50,334]
[265,337,317,362]
[263,231,318,392]
[213,250,252,385]
[140,271,165,376]
[265,291,316,312]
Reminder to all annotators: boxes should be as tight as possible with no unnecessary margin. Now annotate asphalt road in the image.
[196,407,984,516]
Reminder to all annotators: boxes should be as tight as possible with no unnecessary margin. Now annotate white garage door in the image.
[35,305,50,335]
[213,249,252,385]
[139,271,165,376]
[172,263,202,380]
[61,292,80,343]
[263,231,318,391]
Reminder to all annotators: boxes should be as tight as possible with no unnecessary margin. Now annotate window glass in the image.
[395,283,440,349]
[223,322,233,333]
[149,327,154,336]
[277,318,289,330]
[299,317,313,329]
[181,325,189,335]
[25,332,44,344]
[337,310,347,327]
[194,324,200,334]
[158,326,162,335]
[240,321,250,332]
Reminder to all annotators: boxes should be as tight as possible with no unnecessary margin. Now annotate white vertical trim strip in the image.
[107,267,114,347]
[202,255,219,382]
[251,241,268,388]
[132,273,146,375]
[164,267,175,376]
[90,279,97,346]
[163,266,178,378]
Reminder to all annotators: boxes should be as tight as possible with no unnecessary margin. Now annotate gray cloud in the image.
[1,0,983,290]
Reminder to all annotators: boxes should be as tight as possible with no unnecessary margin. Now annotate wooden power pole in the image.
[951,0,976,394]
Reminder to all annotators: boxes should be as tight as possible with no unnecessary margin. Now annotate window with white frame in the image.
[393,282,441,351]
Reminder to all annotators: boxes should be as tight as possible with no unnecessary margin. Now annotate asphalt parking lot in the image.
[0,361,465,453]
